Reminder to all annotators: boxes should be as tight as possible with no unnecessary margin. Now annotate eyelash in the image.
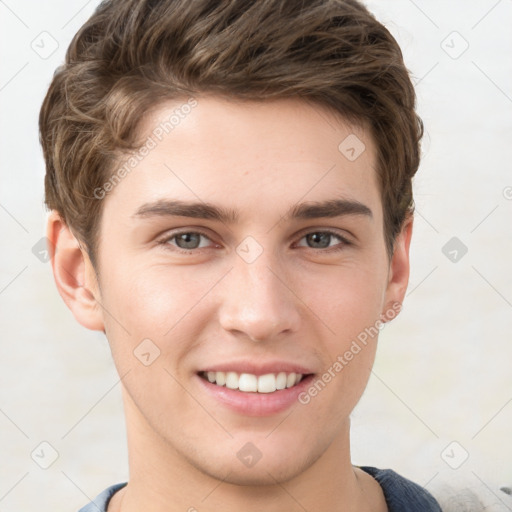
[157,229,352,254]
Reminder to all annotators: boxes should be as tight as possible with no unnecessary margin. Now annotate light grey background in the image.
[1,1,511,510]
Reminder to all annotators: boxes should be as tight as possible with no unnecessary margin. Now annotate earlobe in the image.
[381,215,414,321]
[46,211,105,331]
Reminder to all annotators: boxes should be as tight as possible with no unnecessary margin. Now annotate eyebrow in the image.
[132,198,373,223]
[288,198,373,220]
[133,199,239,223]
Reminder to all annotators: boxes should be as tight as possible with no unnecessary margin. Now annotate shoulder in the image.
[77,483,127,512]
[359,466,442,512]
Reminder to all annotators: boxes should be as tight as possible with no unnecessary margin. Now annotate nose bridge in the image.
[218,246,300,341]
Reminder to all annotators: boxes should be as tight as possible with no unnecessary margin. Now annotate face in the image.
[78,96,410,485]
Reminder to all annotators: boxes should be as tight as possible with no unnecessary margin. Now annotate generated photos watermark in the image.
[93,97,198,200]
[298,301,402,405]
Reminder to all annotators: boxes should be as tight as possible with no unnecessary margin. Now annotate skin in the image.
[48,95,413,512]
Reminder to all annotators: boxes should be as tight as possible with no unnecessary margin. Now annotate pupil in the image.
[308,233,330,248]
[176,233,200,249]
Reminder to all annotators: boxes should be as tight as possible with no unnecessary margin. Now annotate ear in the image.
[46,210,105,331]
[381,215,413,321]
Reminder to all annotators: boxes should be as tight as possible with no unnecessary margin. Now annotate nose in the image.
[217,253,302,342]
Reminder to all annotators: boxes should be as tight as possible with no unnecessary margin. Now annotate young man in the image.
[40,0,442,510]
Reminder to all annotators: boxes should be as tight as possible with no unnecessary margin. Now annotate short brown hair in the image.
[40,0,423,270]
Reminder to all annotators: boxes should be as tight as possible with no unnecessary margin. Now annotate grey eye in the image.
[174,232,202,249]
[305,232,333,249]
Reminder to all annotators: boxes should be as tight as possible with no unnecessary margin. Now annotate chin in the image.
[187,437,323,488]
[201,458,304,487]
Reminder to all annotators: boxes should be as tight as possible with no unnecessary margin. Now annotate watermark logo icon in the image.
[134,338,161,366]
[338,134,366,161]
[31,31,59,59]
[31,441,59,469]
[236,236,264,264]
[32,237,54,263]
[442,236,468,263]
[441,441,469,469]
[236,442,262,468]
[441,31,469,59]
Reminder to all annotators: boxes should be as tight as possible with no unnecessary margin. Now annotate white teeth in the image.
[276,372,287,390]
[202,371,305,393]
[225,371,239,390]
[239,373,258,392]
[257,373,276,393]
[216,371,226,386]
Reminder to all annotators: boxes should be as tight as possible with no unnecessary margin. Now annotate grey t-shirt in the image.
[78,466,442,511]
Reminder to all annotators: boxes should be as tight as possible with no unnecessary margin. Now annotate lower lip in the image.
[196,374,315,417]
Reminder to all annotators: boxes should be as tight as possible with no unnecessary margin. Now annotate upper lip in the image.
[198,360,316,376]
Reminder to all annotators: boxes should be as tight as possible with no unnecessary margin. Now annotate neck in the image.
[110,388,385,512]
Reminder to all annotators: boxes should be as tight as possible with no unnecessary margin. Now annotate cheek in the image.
[110,260,212,323]
[300,265,385,404]
[99,262,215,367]
[303,263,386,341]
[98,265,211,417]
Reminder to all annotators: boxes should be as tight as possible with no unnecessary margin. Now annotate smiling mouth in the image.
[198,371,312,393]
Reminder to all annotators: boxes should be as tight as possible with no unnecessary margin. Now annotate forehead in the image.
[105,95,381,223]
